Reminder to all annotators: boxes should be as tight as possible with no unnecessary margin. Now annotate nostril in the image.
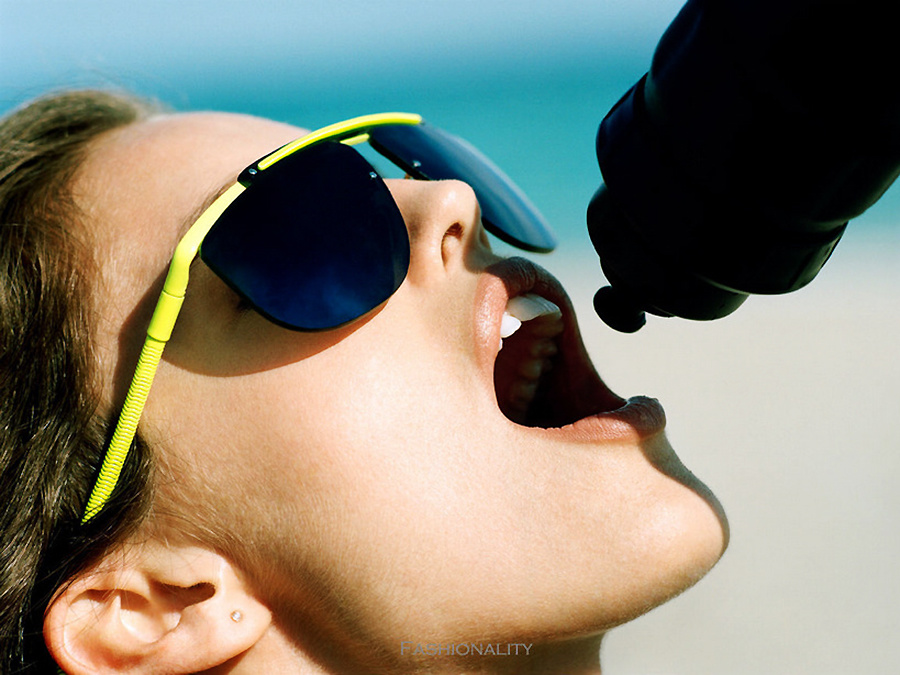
[440,222,465,265]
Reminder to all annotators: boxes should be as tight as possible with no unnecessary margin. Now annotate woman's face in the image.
[76,112,726,665]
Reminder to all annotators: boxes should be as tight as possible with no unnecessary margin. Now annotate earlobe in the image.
[44,541,271,674]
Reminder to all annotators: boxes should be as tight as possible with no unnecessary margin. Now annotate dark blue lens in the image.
[200,141,410,330]
[368,123,557,253]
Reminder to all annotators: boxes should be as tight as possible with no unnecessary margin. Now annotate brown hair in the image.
[0,90,158,673]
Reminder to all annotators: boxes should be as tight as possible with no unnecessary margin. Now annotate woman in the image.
[0,89,727,674]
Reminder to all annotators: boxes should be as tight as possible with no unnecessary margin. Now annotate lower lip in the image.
[530,395,667,444]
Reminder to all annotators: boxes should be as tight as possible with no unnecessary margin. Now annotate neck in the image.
[346,636,605,675]
[222,622,605,674]
[499,636,604,675]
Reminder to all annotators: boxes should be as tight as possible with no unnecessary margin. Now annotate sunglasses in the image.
[80,112,557,523]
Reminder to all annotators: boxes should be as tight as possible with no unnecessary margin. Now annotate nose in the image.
[385,179,492,283]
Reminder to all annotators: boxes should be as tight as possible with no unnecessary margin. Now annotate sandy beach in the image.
[542,231,900,674]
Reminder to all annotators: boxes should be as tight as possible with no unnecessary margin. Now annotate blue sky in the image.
[2,0,684,104]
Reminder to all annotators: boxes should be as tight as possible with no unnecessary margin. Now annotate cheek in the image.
[166,334,509,633]
[156,317,489,526]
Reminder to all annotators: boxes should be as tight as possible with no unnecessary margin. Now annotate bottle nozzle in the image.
[593,285,647,333]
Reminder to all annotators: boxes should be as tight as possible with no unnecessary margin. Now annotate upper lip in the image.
[475,257,665,440]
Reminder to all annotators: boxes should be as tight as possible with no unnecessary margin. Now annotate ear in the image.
[44,540,271,674]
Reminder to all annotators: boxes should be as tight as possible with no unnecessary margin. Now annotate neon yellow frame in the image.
[81,112,422,523]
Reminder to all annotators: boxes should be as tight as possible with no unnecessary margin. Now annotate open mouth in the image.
[494,293,565,425]
[484,258,663,437]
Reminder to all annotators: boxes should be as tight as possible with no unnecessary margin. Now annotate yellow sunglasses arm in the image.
[81,183,246,523]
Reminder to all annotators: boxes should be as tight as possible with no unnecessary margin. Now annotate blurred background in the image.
[3,1,898,672]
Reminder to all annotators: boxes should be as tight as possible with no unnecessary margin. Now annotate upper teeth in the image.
[499,294,562,346]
